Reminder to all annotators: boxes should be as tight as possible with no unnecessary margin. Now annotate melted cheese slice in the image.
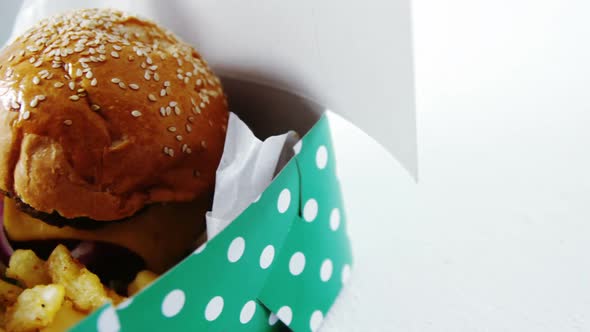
[4,197,207,273]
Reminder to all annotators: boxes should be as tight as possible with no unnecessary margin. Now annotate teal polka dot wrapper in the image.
[70,114,353,332]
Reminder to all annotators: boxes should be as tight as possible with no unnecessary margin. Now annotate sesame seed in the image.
[37,95,46,101]
[141,62,147,69]
[174,106,181,115]
[186,72,192,77]
[77,88,85,94]
[32,76,40,85]
[113,45,122,51]
[186,147,192,154]
[22,111,31,120]
[69,95,80,101]
[169,101,177,107]
[200,102,206,108]
[168,126,177,132]
[131,110,142,117]
[85,71,93,79]
[149,65,158,71]
[148,94,157,102]
[193,106,201,114]
[111,78,121,84]
[29,57,35,63]
[91,104,101,111]
[10,101,20,109]
[76,68,83,77]
[196,79,202,86]
[118,82,126,89]
[188,116,194,123]
[160,107,166,117]
[160,89,166,97]
[163,146,169,154]
[153,73,160,81]
[168,148,175,157]
[129,83,139,90]
[30,98,38,108]
[164,81,170,87]
[190,98,196,105]
[91,78,98,86]
[144,71,151,81]
[186,124,192,132]
[184,77,189,84]
[68,82,75,90]
[63,119,72,126]
[33,60,43,67]
[201,140,207,148]
[111,51,119,58]
[166,107,172,116]
[176,135,183,141]
[8,55,15,62]
[182,144,188,152]
[128,55,135,61]
[146,57,153,65]
[177,74,183,80]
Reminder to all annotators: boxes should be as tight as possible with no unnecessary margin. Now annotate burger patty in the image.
[1,189,137,230]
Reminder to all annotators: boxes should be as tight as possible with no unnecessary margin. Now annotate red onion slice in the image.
[0,201,14,265]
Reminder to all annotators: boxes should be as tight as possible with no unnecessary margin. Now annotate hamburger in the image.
[0,7,228,283]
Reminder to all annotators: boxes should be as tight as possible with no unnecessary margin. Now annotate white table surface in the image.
[328,1,590,331]
[2,1,590,331]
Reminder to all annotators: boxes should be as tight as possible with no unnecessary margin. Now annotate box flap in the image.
[12,0,417,176]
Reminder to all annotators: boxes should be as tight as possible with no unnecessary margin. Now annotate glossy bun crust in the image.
[0,9,228,221]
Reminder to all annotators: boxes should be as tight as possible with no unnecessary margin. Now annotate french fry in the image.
[0,280,22,307]
[105,288,126,306]
[127,270,159,296]
[40,300,86,332]
[6,250,50,288]
[46,245,108,312]
[5,284,65,332]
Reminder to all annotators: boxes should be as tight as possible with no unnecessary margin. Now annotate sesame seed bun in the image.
[0,9,228,221]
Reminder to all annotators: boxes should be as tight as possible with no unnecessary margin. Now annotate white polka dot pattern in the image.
[303,198,319,222]
[205,296,224,321]
[289,252,306,276]
[320,259,333,282]
[227,237,246,263]
[277,189,291,213]
[240,300,257,324]
[161,289,185,318]
[97,306,120,332]
[260,245,275,269]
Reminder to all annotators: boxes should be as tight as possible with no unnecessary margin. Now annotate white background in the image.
[1,1,590,331]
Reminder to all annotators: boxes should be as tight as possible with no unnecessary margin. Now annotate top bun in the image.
[0,8,228,221]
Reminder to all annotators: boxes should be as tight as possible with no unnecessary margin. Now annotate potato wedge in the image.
[5,284,65,332]
[47,245,108,312]
[6,250,50,288]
